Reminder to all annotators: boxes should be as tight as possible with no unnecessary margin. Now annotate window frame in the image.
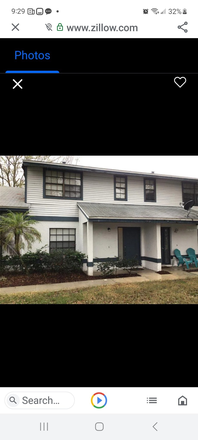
[144,178,156,202]
[182,181,198,206]
[43,168,83,200]
[114,175,127,201]
[49,228,76,253]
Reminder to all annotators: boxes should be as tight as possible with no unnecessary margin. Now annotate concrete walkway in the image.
[0,267,197,295]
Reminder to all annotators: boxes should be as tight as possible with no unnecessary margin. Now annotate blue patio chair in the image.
[174,249,193,269]
[186,248,198,268]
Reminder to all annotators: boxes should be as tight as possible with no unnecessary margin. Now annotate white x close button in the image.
[12,79,23,89]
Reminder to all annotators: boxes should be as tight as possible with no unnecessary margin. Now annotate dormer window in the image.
[114,176,127,200]
[144,178,156,202]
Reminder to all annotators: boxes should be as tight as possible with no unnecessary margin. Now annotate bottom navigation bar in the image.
[0,414,197,440]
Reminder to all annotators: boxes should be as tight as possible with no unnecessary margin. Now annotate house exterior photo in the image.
[1,159,198,276]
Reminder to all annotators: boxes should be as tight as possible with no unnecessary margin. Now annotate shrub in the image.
[97,259,117,277]
[97,257,139,277]
[116,258,139,275]
[0,254,25,274]
[46,250,86,273]
[21,249,51,273]
[0,249,86,274]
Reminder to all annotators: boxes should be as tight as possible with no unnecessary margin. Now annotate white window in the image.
[49,228,76,252]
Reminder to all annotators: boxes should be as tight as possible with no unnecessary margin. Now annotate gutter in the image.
[0,207,29,212]
[87,217,198,223]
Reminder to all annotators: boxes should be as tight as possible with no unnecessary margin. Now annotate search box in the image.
[5,392,75,409]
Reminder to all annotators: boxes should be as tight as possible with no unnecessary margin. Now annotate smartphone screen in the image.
[0,0,196,389]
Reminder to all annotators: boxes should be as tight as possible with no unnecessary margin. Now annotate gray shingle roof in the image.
[78,202,198,222]
[22,160,198,182]
[0,186,29,210]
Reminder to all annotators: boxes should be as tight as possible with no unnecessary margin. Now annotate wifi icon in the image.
[151,8,159,14]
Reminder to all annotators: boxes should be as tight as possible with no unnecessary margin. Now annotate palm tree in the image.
[0,211,41,256]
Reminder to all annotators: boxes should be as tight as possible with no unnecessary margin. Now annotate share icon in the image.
[177,21,188,32]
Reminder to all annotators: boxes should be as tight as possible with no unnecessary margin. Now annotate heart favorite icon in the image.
[174,76,187,88]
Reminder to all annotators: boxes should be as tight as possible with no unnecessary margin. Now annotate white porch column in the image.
[87,220,94,276]
[141,223,162,272]
[156,224,162,272]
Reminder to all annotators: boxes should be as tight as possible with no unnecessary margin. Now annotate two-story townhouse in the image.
[1,159,198,275]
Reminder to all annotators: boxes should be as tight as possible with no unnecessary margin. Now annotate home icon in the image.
[178,396,187,406]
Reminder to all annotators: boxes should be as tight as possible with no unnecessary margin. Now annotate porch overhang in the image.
[78,202,198,224]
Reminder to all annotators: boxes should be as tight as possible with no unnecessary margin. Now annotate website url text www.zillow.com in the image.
[65,24,138,32]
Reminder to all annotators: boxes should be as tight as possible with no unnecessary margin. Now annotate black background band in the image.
[1,38,197,73]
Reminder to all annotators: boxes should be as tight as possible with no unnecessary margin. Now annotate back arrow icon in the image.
[153,422,158,431]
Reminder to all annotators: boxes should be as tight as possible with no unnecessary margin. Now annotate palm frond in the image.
[0,210,41,255]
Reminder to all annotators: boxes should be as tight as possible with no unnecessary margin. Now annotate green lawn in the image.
[1,277,198,304]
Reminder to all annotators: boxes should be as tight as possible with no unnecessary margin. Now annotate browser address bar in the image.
[5,392,75,409]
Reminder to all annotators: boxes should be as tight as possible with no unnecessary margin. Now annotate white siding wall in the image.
[83,172,114,203]
[93,223,118,259]
[156,179,182,206]
[93,222,144,260]
[167,223,198,257]
[26,167,184,219]
[27,167,79,218]
[83,173,183,206]
[28,221,80,254]
[83,174,145,204]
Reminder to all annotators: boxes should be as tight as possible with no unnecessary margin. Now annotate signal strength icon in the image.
[161,8,166,14]
[151,8,159,14]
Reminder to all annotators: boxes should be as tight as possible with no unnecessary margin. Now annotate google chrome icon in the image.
[91,392,107,408]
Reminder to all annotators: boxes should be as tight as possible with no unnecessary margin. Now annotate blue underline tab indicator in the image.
[5,70,59,73]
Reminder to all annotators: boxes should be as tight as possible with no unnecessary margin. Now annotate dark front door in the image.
[123,227,141,264]
[161,227,171,264]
